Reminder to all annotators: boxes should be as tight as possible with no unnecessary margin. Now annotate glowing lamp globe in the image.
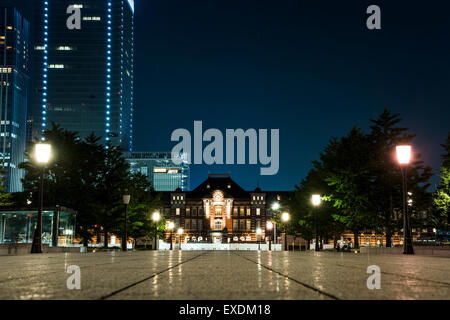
[312,194,321,207]
[281,212,290,222]
[152,212,161,222]
[396,145,412,165]
[35,143,51,164]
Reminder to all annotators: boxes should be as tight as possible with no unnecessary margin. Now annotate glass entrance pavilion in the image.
[0,207,76,246]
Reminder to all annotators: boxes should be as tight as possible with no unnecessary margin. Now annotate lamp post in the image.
[122,195,130,251]
[31,143,51,254]
[266,221,273,251]
[271,202,280,248]
[152,211,161,250]
[256,227,262,250]
[281,212,290,251]
[177,228,183,249]
[168,222,174,250]
[396,145,414,255]
[312,194,321,251]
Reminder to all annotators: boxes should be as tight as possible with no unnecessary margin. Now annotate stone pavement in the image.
[0,250,449,300]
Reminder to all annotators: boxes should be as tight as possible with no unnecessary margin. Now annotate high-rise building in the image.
[0,8,30,192]
[32,0,134,150]
[124,151,190,191]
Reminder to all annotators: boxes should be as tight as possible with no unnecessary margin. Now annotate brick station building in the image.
[161,174,289,244]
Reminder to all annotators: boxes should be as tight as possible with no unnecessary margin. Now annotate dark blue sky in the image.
[10,0,450,191]
[133,0,449,190]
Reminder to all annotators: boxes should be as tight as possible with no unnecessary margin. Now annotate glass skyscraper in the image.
[124,151,190,192]
[32,0,134,150]
[0,8,30,192]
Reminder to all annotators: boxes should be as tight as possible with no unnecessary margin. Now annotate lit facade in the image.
[32,0,134,150]
[124,151,190,191]
[0,7,30,192]
[162,174,288,244]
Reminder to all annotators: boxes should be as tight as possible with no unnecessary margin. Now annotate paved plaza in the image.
[0,250,449,300]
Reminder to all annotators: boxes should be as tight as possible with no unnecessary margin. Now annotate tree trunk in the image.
[385,230,392,248]
[319,234,323,250]
[353,231,359,249]
[333,232,338,248]
[103,229,108,248]
[83,238,88,247]
[307,239,310,251]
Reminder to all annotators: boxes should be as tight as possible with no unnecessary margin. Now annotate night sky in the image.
[10,0,450,191]
[133,0,450,191]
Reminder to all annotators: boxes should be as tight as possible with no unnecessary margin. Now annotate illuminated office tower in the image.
[124,152,190,192]
[32,0,135,150]
[0,8,30,192]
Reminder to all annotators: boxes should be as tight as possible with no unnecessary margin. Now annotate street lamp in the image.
[271,202,280,210]
[312,194,321,252]
[396,145,414,254]
[152,211,161,250]
[281,212,290,251]
[31,143,51,254]
[122,194,131,251]
[177,228,183,249]
[256,227,262,250]
[168,222,175,250]
[266,221,273,251]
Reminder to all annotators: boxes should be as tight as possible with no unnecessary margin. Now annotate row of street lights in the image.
[29,142,415,255]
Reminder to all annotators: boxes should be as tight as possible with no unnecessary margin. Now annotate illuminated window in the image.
[214,219,222,230]
[154,168,167,173]
[176,208,180,215]
[56,46,73,51]
[83,16,101,21]
[246,220,251,230]
[256,208,261,216]
[246,208,251,216]
[48,64,64,69]
[73,4,83,8]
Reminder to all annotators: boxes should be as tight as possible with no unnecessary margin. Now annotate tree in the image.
[19,125,105,246]
[320,127,377,248]
[124,173,164,244]
[288,168,338,249]
[369,110,432,246]
[434,133,450,230]
[19,124,140,248]
[95,142,132,248]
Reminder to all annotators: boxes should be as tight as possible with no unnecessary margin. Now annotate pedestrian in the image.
[336,242,340,252]
[348,238,353,251]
